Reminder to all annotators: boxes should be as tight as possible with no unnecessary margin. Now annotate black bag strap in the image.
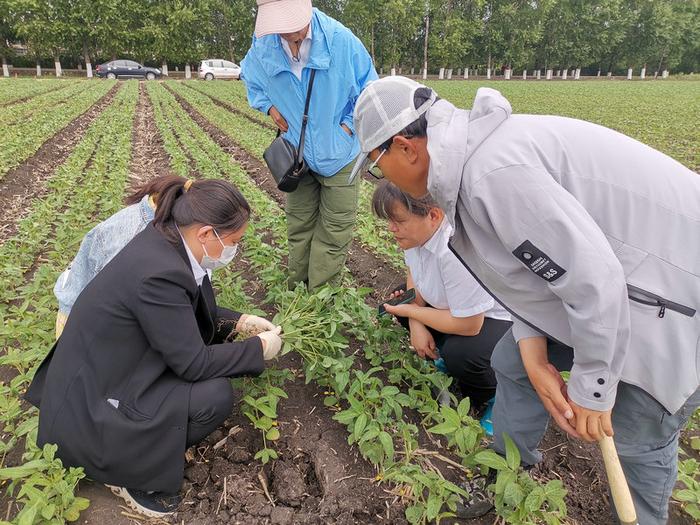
[295,68,316,166]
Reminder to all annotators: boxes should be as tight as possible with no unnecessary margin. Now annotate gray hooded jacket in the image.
[426,88,699,414]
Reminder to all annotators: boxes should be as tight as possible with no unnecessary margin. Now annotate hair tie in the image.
[183,179,194,192]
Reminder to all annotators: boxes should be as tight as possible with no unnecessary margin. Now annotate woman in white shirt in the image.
[373,182,511,411]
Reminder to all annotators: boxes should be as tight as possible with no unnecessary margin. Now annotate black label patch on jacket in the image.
[513,240,566,282]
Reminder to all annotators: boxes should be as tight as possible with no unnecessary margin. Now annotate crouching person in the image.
[26,179,283,518]
[373,182,511,419]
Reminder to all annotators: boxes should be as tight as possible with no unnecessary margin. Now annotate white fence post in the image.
[640,67,646,80]
[546,69,552,80]
[522,69,527,80]
[536,69,541,80]
[185,63,192,79]
[463,67,469,79]
[438,67,445,79]
[627,68,633,80]
[54,58,62,77]
[36,64,42,77]
[561,69,568,80]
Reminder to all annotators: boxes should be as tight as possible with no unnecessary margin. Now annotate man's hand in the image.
[269,106,288,132]
[236,314,276,336]
[409,321,438,360]
[341,123,352,136]
[570,400,613,442]
[527,361,580,438]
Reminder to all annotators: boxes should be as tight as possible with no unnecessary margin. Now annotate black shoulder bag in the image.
[263,69,317,192]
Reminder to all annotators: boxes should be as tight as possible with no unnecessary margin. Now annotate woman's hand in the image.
[409,321,438,360]
[258,326,283,360]
[382,302,416,318]
[236,314,276,336]
[269,106,288,132]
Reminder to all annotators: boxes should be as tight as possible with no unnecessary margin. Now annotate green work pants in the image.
[285,160,359,290]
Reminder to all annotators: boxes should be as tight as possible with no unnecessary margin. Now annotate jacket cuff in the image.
[260,102,273,116]
[567,366,617,411]
[341,115,355,135]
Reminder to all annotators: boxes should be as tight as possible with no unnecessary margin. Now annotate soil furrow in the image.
[0,83,121,244]
[127,82,173,186]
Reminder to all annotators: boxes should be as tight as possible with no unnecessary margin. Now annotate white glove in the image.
[236,314,276,336]
[257,326,283,361]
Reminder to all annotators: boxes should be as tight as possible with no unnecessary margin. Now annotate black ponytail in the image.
[134,177,251,242]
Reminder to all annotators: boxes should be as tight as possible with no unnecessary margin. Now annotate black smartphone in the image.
[378,288,417,317]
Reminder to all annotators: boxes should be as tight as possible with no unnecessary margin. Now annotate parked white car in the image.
[198,59,241,80]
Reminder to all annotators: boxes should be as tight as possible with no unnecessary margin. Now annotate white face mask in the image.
[201,229,238,271]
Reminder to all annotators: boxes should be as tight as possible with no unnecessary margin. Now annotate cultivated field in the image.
[0,77,698,525]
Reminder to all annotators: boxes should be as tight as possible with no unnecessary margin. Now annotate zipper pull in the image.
[658,303,666,318]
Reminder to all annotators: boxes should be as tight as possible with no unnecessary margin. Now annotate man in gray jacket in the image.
[349,76,700,524]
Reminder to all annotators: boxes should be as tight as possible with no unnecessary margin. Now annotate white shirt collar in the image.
[421,218,451,255]
[179,233,211,286]
[281,23,312,80]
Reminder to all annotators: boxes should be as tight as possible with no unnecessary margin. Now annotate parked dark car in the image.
[96,60,162,80]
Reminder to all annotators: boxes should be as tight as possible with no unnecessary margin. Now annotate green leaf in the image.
[266,428,281,441]
[405,503,425,524]
[323,396,338,407]
[503,481,525,507]
[473,450,509,471]
[354,413,368,438]
[674,489,700,503]
[427,421,457,435]
[378,431,394,464]
[426,493,442,520]
[503,433,521,471]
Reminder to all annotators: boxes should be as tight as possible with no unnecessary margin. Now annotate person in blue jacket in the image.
[241,0,377,290]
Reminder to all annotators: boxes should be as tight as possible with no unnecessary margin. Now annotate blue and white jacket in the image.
[54,195,155,315]
[241,8,377,176]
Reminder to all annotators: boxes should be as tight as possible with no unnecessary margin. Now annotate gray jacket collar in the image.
[426,89,512,228]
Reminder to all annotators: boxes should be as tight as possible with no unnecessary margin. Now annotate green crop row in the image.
[0,79,77,105]
[184,80,273,129]
[0,80,115,178]
[0,81,138,525]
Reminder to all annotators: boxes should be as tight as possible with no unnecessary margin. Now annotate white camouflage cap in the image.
[349,76,437,183]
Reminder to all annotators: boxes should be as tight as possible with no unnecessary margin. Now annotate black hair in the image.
[129,175,251,242]
[377,87,436,151]
[372,181,439,221]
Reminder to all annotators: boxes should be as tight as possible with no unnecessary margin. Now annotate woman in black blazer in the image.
[27,178,283,518]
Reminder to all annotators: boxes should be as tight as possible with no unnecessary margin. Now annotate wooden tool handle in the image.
[599,435,638,525]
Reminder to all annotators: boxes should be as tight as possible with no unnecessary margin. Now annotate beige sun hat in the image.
[255,0,313,38]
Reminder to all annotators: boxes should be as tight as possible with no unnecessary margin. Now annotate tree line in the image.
[0,0,698,77]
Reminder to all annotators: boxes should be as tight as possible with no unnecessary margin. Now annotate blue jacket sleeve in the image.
[241,46,273,116]
[341,35,378,134]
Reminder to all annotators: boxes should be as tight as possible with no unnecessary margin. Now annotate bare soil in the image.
[126,82,172,186]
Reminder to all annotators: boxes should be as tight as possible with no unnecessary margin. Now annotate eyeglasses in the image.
[363,147,387,180]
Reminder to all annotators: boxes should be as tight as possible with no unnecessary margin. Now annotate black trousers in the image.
[393,286,511,408]
[186,377,235,447]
